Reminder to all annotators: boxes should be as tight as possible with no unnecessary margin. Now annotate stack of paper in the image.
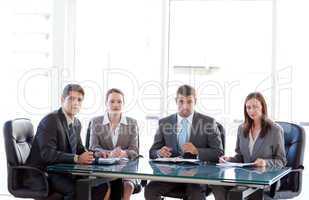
[96,157,129,165]
[151,157,200,164]
[216,159,255,167]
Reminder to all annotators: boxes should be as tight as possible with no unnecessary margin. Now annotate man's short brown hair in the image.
[62,84,85,98]
[176,84,196,97]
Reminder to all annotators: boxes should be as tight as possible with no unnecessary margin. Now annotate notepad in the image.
[216,161,255,167]
[151,157,200,164]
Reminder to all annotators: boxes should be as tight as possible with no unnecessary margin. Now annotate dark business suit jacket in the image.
[149,112,224,162]
[25,108,109,200]
[230,122,287,168]
[26,108,86,171]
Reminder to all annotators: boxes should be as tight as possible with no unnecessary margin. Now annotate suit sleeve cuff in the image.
[73,154,79,163]
[156,150,161,158]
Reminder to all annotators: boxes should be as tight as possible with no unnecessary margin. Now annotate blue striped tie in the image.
[178,118,188,152]
[68,123,77,154]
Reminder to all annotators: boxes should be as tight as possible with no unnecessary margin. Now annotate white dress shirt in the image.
[248,129,260,156]
[62,108,75,127]
[102,112,128,147]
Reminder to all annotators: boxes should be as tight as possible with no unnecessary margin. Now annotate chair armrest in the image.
[11,165,49,193]
[12,165,48,175]
[141,180,148,187]
[291,168,303,173]
[289,165,304,173]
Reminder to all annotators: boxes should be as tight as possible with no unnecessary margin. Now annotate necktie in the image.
[68,123,77,154]
[178,118,188,152]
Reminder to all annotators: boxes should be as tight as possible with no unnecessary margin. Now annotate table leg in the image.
[76,178,92,200]
[227,187,262,200]
[250,188,264,200]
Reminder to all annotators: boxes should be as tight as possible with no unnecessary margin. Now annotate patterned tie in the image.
[68,123,77,154]
[178,118,189,152]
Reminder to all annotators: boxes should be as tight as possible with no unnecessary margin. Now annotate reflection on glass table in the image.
[48,158,290,187]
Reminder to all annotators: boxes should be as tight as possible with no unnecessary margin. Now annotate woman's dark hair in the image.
[105,88,124,103]
[243,92,272,138]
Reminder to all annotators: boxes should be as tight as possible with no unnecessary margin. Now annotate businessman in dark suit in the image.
[26,84,107,200]
[144,85,224,200]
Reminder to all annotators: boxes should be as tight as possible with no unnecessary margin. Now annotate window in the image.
[75,0,164,156]
[0,0,57,195]
[167,0,273,155]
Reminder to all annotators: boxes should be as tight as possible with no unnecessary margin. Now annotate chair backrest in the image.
[276,121,305,195]
[3,118,34,166]
[3,118,63,200]
[216,122,225,151]
[85,121,91,149]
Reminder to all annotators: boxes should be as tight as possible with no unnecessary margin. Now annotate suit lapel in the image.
[101,119,114,149]
[170,114,179,154]
[57,109,72,149]
[115,124,124,147]
[251,136,266,161]
[189,112,198,142]
[171,114,178,138]
[242,136,251,161]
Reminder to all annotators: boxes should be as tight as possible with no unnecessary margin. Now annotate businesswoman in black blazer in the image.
[211,92,287,200]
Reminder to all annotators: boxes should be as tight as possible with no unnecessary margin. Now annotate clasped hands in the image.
[158,143,198,158]
[76,147,127,165]
[99,147,128,158]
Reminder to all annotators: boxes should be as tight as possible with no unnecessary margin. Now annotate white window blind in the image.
[0,0,55,195]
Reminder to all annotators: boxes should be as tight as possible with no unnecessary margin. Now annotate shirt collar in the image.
[62,108,75,126]
[177,112,194,125]
[103,112,127,125]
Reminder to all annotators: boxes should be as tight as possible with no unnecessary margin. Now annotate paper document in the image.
[216,159,255,167]
[151,157,200,164]
[96,157,128,165]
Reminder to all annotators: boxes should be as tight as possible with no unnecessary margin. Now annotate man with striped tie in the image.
[26,84,108,200]
[145,84,224,200]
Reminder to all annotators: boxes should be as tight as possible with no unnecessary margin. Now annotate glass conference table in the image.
[48,158,290,200]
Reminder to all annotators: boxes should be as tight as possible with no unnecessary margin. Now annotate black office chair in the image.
[268,121,306,199]
[85,121,143,195]
[160,121,226,200]
[217,121,225,151]
[3,118,62,200]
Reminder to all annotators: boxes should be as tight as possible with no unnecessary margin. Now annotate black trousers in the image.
[49,174,108,200]
[110,178,123,200]
[144,181,205,200]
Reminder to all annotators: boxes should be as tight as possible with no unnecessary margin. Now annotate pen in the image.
[219,157,227,163]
